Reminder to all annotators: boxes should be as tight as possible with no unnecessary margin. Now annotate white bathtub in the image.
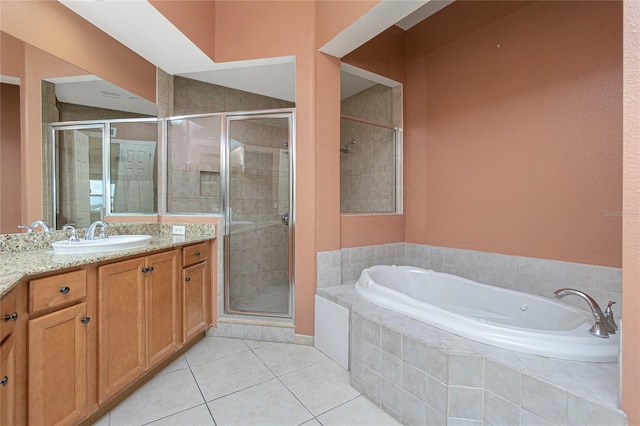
[355,265,619,362]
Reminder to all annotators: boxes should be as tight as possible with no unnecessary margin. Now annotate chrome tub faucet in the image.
[554,288,616,338]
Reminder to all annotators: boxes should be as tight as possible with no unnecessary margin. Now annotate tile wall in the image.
[316,285,626,426]
[318,243,622,314]
[340,84,402,214]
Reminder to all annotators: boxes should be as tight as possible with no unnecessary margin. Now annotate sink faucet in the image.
[86,221,109,240]
[30,220,50,232]
[62,224,80,242]
[554,288,615,338]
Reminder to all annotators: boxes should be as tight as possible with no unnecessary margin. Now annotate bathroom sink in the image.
[52,235,152,254]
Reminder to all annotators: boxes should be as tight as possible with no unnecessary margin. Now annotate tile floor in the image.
[94,336,401,426]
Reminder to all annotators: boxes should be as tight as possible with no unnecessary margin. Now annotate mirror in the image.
[0,76,22,234]
[340,64,403,214]
[1,27,296,233]
[45,76,158,230]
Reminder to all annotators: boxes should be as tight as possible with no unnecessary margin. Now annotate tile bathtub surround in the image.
[317,285,626,426]
[321,242,623,315]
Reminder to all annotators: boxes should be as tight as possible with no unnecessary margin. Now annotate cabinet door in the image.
[182,262,209,342]
[98,257,145,404]
[0,334,15,426]
[28,303,88,426]
[145,251,180,369]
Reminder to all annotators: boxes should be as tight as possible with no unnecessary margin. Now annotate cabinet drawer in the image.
[0,289,17,342]
[183,243,208,267]
[29,270,87,314]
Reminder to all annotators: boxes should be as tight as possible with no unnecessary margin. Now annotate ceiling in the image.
[55,0,453,115]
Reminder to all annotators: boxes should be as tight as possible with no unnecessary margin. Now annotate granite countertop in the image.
[0,223,216,298]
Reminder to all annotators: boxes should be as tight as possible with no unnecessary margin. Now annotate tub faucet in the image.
[86,220,109,240]
[554,288,615,338]
[30,220,50,232]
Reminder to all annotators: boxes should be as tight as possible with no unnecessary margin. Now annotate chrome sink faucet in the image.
[62,224,80,242]
[554,288,615,338]
[86,220,109,240]
[30,220,50,232]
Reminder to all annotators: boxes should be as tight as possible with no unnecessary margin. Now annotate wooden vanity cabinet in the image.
[97,250,179,404]
[27,270,89,426]
[182,243,210,343]
[1,289,18,426]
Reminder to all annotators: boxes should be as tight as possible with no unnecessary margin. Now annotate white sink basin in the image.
[52,235,152,254]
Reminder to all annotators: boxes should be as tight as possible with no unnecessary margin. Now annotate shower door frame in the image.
[222,109,296,319]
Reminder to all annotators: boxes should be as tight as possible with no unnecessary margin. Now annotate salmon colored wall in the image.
[0,0,156,102]
[149,0,216,60]
[342,25,406,84]
[315,0,379,48]
[404,1,623,267]
[316,53,341,251]
[622,0,640,423]
[0,83,22,233]
[0,32,25,77]
[341,215,404,248]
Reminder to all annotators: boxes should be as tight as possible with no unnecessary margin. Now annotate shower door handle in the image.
[281,212,289,226]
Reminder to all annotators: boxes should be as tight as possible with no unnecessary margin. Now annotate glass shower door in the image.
[225,113,293,317]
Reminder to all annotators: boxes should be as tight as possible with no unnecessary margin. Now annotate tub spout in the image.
[554,288,614,338]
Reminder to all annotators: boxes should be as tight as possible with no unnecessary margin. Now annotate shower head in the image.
[340,139,356,154]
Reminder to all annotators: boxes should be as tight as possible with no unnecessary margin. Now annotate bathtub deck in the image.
[317,284,625,425]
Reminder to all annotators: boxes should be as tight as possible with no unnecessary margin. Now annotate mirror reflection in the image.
[0,77,21,234]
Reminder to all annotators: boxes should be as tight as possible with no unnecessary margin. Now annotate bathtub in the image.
[355,265,619,362]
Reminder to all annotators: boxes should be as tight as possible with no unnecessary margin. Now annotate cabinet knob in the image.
[0,376,7,387]
[80,317,91,325]
[195,251,201,256]
[142,266,154,273]
[59,286,70,294]
[3,312,17,322]
[185,277,191,283]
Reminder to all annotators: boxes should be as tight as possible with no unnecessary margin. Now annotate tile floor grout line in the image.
[249,344,320,423]
[185,359,219,426]
[182,337,254,370]
[138,402,212,426]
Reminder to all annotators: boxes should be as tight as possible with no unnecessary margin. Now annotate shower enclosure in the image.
[50,109,295,319]
[224,113,294,317]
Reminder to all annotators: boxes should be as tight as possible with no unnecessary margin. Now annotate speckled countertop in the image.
[0,223,216,298]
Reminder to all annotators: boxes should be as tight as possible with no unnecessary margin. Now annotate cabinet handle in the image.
[142,266,154,273]
[185,277,191,283]
[81,317,91,325]
[0,376,7,387]
[3,312,17,322]
[195,251,201,256]
[59,286,70,294]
